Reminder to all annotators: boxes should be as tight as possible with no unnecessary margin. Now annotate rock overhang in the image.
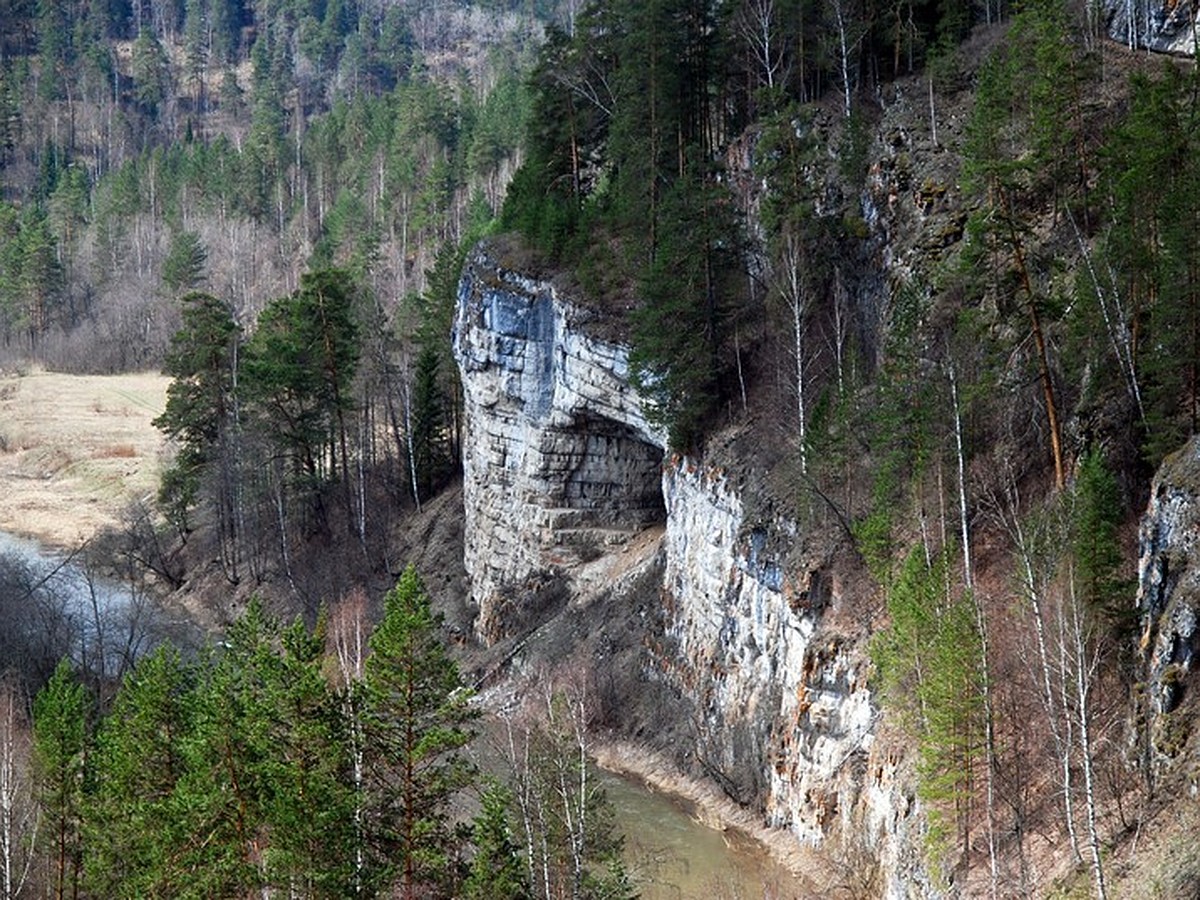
[453,242,667,640]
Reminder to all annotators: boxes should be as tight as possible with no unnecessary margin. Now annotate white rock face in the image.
[660,459,935,899]
[454,241,935,896]
[452,244,666,639]
[1105,0,1199,54]
[1136,438,1200,761]
[660,460,863,837]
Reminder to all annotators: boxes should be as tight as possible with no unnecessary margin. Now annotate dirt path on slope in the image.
[0,369,170,548]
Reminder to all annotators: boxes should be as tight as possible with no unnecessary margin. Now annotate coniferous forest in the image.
[6,0,1200,896]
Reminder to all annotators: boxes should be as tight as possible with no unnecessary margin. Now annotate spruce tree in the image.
[629,174,744,450]
[84,646,194,898]
[161,230,208,294]
[260,617,357,897]
[464,782,529,900]
[154,290,240,548]
[1071,451,1130,641]
[872,548,983,860]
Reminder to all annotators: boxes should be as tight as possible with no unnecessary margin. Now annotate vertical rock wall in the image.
[658,459,936,898]
[1136,437,1200,765]
[453,241,936,897]
[452,244,666,640]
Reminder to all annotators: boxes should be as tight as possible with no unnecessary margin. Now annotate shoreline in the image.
[591,738,827,893]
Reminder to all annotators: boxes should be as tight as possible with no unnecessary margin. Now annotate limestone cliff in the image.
[452,245,666,641]
[453,239,937,897]
[1104,0,1200,54]
[1136,437,1200,768]
[657,458,937,896]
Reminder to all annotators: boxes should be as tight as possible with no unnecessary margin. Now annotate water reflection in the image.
[0,531,169,681]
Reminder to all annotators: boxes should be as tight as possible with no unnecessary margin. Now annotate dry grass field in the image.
[0,368,170,548]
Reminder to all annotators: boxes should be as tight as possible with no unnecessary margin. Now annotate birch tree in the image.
[0,675,35,900]
[498,671,634,900]
[735,0,788,93]
[826,0,865,118]
[328,588,370,897]
[778,228,812,474]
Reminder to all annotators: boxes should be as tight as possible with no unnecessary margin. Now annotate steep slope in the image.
[452,235,945,895]
[453,25,1200,895]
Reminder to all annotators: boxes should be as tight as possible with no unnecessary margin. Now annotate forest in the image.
[2,567,633,898]
[2,0,1200,896]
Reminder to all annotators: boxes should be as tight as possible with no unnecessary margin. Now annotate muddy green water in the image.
[601,771,812,899]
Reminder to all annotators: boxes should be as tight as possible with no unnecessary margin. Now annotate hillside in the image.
[458,2,1200,895]
[4,0,1200,898]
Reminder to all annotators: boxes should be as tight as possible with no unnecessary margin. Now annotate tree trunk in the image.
[1000,186,1066,490]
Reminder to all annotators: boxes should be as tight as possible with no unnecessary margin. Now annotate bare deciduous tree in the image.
[735,0,788,92]
[775,229,811,474]
[0,674,36,900]
[497,667,631,900]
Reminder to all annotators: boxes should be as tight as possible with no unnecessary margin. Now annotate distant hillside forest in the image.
[0,0,544,372]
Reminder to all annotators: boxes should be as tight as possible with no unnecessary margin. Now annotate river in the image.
[602,769,814,899]
[0,530,167,677]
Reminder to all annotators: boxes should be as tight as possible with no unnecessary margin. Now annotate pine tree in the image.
[161,230,208,294]
[961,6,1084,490]
[154,290,240,552]
[84,646,194,898]
[464,781,529,900]
[361,565,475,898]
[241,268,361,524]
[31,660,88,900]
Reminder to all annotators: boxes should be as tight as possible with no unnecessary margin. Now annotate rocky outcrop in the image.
[453,241,936,897]
[1104,0,1199,55]
[452,243,666,641]
[1136,437,1200,762]
[656,458,936,898]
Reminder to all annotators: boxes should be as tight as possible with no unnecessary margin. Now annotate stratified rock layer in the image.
[453,240,937,898]
[452,244,666,640]
[657,459,935,897]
